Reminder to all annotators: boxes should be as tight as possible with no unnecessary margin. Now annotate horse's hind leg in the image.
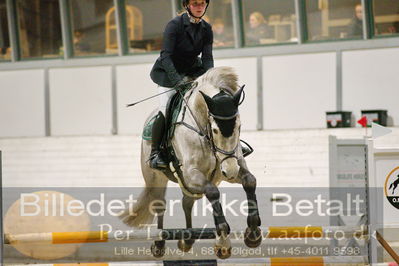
[239,162,262,248]
[177,195,196,252]
[150,186,167,258]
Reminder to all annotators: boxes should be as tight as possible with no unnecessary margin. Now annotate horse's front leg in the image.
[204,181,232,259]
[184,168,231,259]
[177,195,196,252]
[239,161,262,248]
[202,182,230,234]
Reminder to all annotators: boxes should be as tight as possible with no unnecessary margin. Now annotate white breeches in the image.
[158,86,176,115]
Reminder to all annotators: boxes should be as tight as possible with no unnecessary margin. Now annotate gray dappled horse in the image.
[119,66,261,259]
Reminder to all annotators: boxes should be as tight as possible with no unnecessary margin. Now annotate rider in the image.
[149,0,213,170]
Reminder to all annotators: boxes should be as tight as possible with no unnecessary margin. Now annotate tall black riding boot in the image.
[150,111,167,169]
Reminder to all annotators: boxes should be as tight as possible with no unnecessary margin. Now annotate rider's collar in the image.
[186,11,202,24]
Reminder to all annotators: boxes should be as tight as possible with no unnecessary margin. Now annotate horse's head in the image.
[200,86,244,180]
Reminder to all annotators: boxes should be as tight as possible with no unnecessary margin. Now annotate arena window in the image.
[70,0,117,57]
[202,0,235,48]
[16,0,62,59]
[0,0,10,61]
[305,0,364,41]
[371,0,399,37]
[124,0,172,54]
[241,0,298,46]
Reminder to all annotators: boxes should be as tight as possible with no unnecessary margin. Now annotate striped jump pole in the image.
[4,225,367,245]
[5,256,369,266]
[376,231,399,264]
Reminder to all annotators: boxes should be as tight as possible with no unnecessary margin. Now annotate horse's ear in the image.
[233,85,245,106]
[199,91,213,110]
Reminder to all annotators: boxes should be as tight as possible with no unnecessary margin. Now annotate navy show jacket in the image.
[150,13,214,88]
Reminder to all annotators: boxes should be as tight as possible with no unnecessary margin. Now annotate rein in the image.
[176,89,210,141]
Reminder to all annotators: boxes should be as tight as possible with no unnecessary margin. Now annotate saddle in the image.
[142,87,191,166]
[142,90,186,140]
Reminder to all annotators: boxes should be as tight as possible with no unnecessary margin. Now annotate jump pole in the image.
[4,226,367,245]
[5,256,369,266]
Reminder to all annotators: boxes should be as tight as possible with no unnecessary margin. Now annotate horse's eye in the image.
[213,128,218,134]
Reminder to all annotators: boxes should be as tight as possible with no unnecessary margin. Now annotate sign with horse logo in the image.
[385,166,399,210]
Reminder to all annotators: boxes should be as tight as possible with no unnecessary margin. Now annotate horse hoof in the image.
[216,222,231,236]
[177,239,194,252]
[244,227,262,248]
[151,243,165,258]
[215,246,232,259]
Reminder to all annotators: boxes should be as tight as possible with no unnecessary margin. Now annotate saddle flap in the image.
[141,89,185,143]
[142,115,157,141]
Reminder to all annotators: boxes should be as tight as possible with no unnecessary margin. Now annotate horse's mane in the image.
[195,66,239,96]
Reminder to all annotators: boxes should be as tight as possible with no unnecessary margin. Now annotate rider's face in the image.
[189,0,207,17]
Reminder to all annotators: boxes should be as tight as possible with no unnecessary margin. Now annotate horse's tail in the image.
[119,185,166,228]
[120,113,168,228]
[389,182,393,190]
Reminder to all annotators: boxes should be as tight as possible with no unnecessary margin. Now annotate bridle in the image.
[207,111,240,164]
[176,87,241,164]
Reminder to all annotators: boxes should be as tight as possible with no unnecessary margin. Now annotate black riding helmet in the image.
[182,0,210,19]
